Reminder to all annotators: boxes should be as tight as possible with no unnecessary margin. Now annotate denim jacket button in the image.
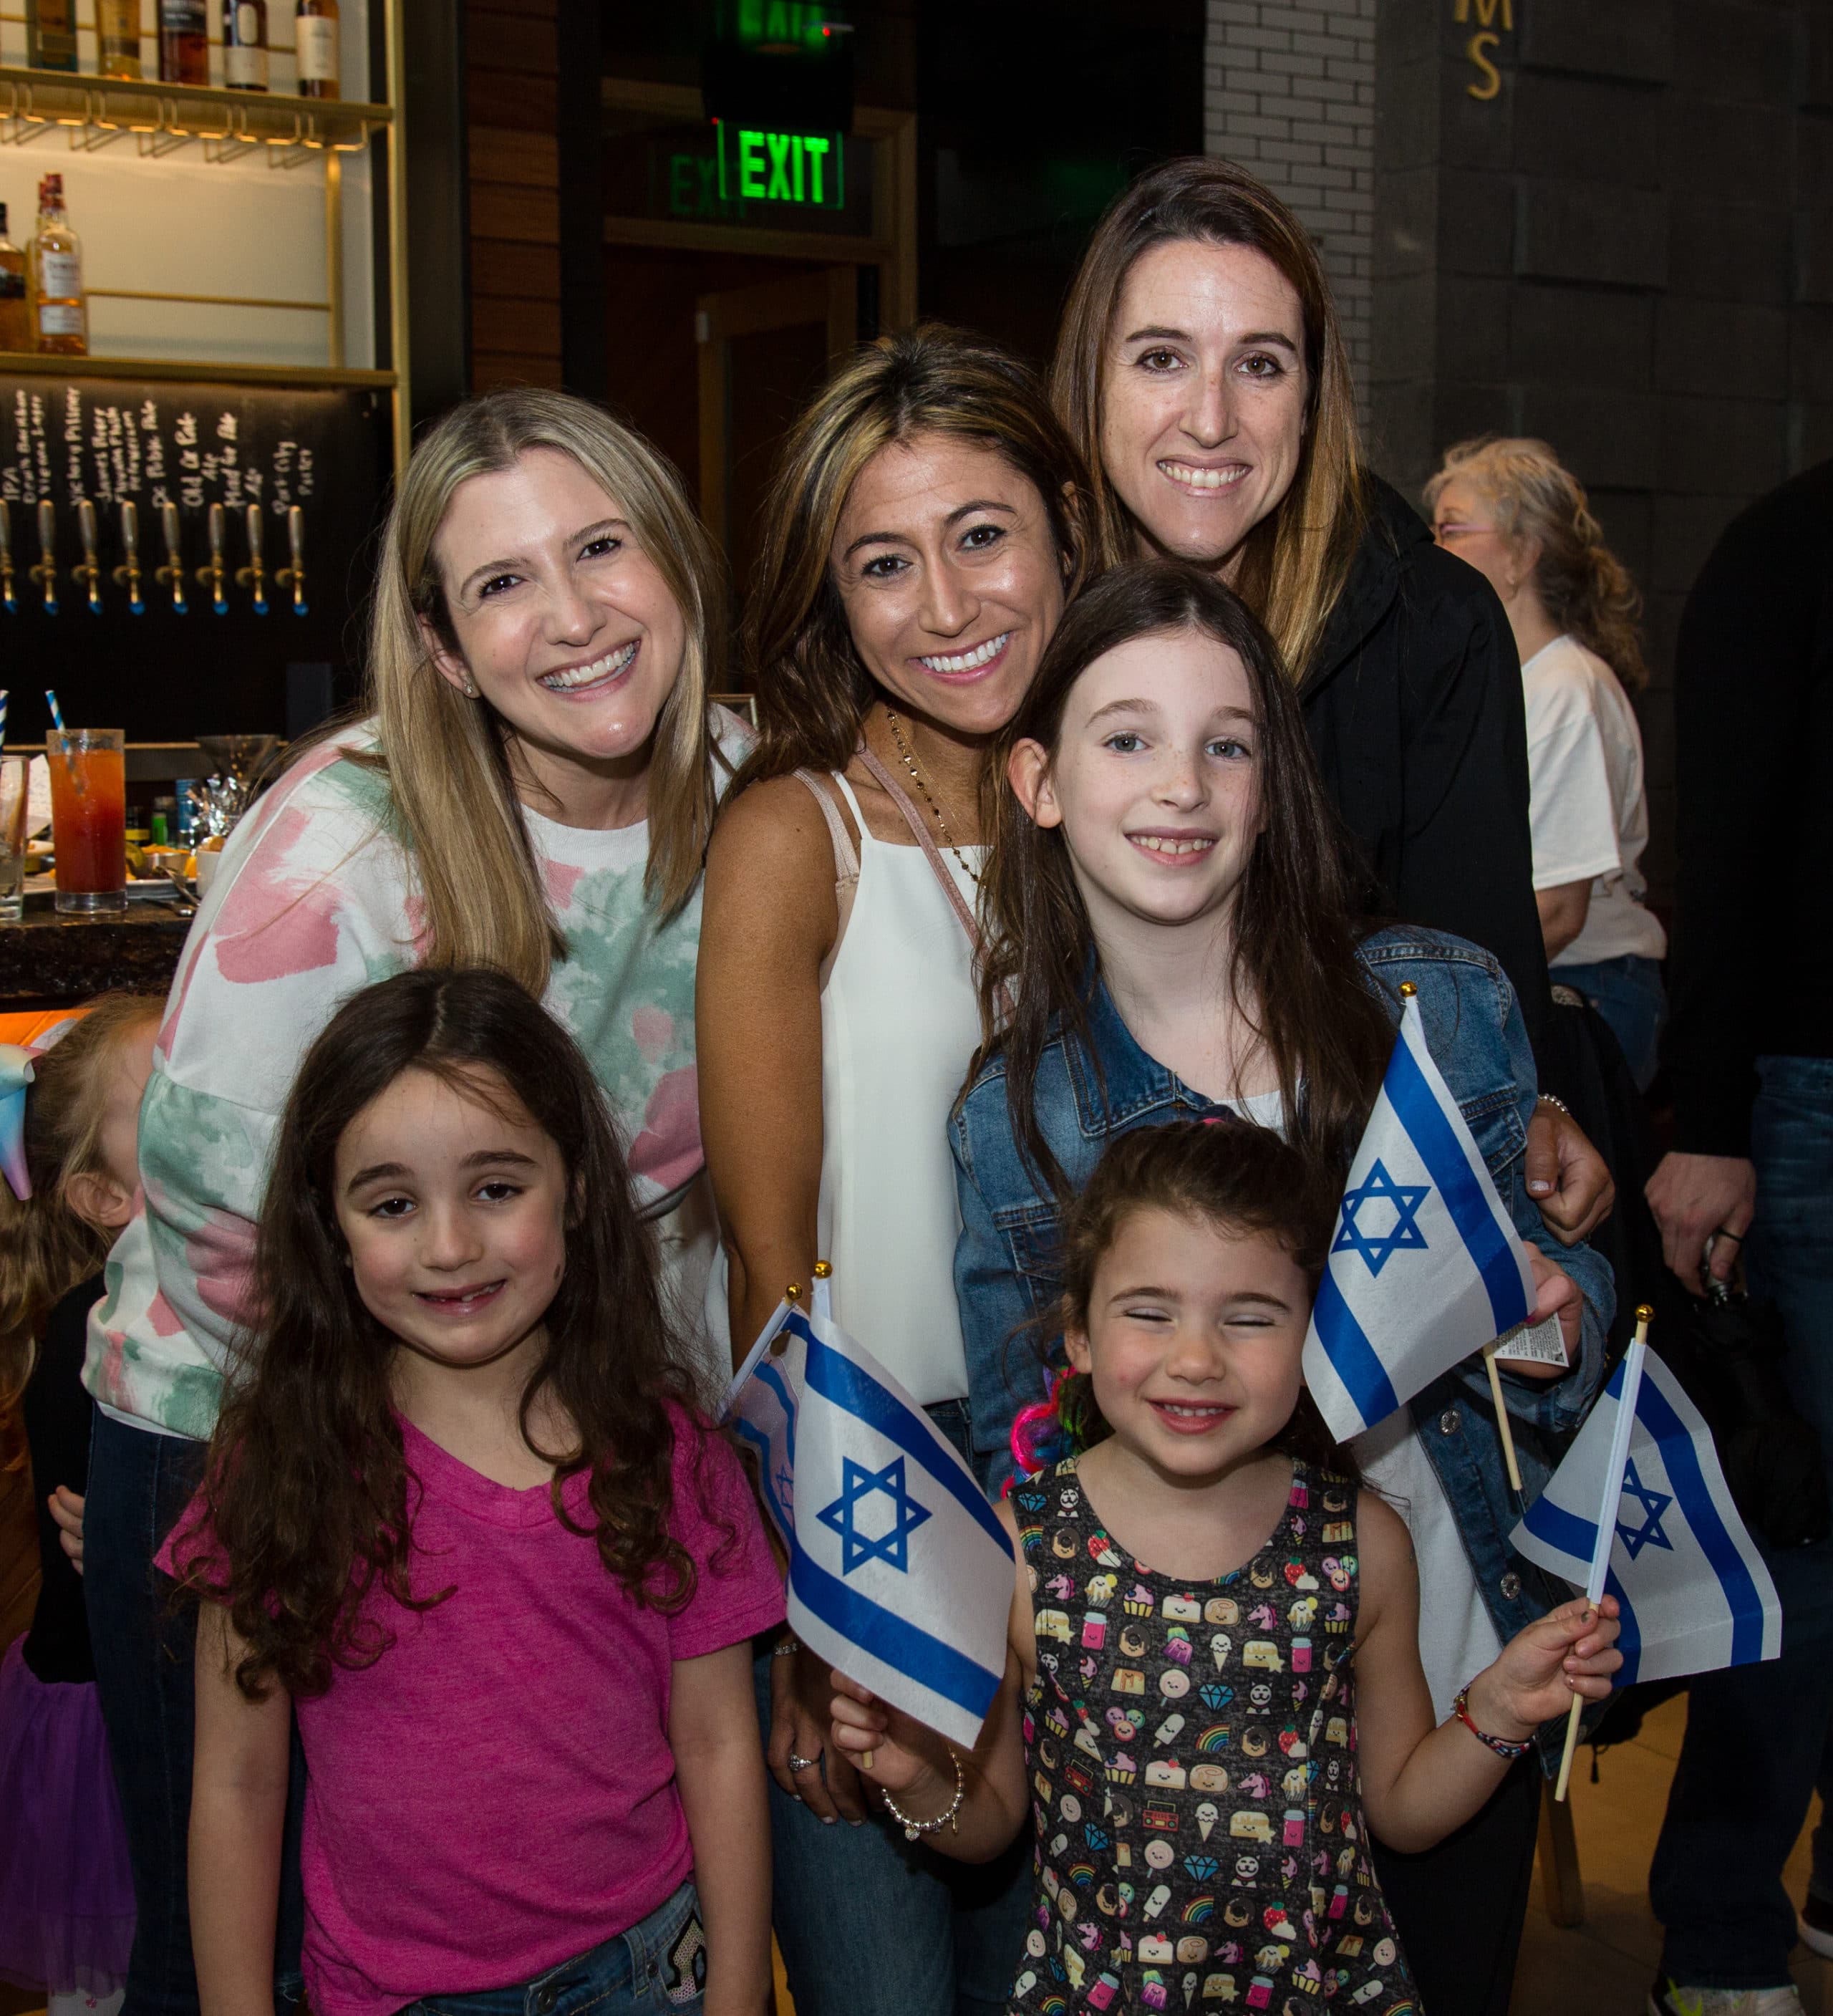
[1438,1407,1460,1435]
[1499,1571,1522,1601]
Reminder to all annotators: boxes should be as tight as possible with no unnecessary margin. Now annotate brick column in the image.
[1204,0,1379,397]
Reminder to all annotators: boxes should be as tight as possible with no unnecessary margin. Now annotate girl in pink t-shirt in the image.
[166,968,783,2016]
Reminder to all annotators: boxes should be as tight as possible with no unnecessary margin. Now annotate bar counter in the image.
[1,901,192,1007]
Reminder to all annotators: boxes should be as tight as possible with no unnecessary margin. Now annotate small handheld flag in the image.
[722,1275,1015,1751]
[1304,985,1536,1445]
[1512,1306,1782,1800]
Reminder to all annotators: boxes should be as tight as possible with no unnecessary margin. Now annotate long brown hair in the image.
[177,967,714,1701]
[0,995,161,1407]
[362,389,727,995]
[977,559,1393,1197]
[735,324,1093,791]
[1034,1119,1346,1476]
[1049,157,1365,683]
[1424,435,1649,693]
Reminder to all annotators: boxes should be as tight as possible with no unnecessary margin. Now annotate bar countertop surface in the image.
[1,900,192,1006]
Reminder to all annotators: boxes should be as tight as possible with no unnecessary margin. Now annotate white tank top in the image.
[813,770,982,1407]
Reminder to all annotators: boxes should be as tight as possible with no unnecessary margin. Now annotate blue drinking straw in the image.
[0,690,8,756]
[44,688,64,734]
[44,688,85,798]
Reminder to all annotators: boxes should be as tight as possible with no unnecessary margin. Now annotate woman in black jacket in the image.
[1048,155,1599,2016]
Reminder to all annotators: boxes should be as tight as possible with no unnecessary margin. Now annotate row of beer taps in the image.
[0,497,307,617]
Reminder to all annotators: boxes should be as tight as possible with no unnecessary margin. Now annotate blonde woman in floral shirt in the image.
[80,389,748,2016]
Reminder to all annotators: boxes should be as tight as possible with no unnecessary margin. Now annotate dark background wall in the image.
[1370,0,1833,905]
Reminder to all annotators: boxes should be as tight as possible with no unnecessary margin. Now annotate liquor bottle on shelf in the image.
[28,176,87,360]
[159,0,209,85]
[294,0,341,100]
[224,0,269,90]
[24,0,79,72]
[99,0,145,79]
[0,208,27,355]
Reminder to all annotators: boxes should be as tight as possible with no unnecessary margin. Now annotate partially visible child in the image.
[164,966,782,2016]
[0,994,158,2016]
[831,1122,1621,2016]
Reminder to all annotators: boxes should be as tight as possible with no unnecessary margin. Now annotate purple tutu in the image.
[0,1636,135,1996]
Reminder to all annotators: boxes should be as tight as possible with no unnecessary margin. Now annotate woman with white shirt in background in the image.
[1428,436,1668,1089]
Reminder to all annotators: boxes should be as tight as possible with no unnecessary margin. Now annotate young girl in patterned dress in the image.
[828,1122,1621,2016]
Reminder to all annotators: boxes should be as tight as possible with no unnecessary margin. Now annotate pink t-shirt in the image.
[163,1406,783,2016]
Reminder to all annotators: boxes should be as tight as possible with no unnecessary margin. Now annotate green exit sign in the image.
[715,122,844,208]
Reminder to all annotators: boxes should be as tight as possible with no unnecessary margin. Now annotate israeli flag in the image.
[722,1296,1015,1749]
[1511,1342,1781,1685]
[1303,990,1536,1439]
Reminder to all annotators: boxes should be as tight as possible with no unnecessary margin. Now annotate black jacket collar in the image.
[1303,474,1433,693]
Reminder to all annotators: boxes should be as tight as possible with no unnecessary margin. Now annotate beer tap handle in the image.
[274,504,308,617]
[74,497,104,614]
[197,501,228,614]
[0,499,15,614]
[28,500,57,614]
[234,502,269,614]
[112,498,145,614]
[155,500,188,614]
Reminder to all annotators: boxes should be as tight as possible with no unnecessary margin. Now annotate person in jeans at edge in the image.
[1643,458,1833,2016]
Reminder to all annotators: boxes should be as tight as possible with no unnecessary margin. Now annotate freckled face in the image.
[1098,240,1310,574]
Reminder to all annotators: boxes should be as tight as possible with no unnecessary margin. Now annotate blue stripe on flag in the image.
[1635,1375,1766,1667]
[1312,1266,1401,1426]
[789,1545,1002,1721]
[755,1359,798,1466]
[789,1313,1012,1558]
[1605,1563,1641,1688]
[1385,1031,1529,1335]
[730,1418,790,1543]
[1521,1492,1598,1571]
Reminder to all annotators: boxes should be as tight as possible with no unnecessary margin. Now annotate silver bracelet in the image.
[880,1748,964,1842]
[1537,1094,1574,1121]
[770,1636,801,1659]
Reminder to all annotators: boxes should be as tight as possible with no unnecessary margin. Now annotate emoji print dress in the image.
[1008,1458,1418,2016]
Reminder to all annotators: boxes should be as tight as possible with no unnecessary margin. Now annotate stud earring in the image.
[461,680,479,698]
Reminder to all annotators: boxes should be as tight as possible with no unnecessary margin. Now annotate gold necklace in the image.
[882,707,982,888]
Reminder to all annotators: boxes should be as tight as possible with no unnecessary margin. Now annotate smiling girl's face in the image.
[1010,624,1264,942]
[334,1064,569,1379]
[1098,239,1310,577]
[829,431,1067,741]
[425,447,686,794]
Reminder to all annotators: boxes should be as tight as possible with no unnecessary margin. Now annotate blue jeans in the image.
[1650,1056,1833,1987]
[84,1410,306,2016]
[1554,953,1667,1091]
[400,1881,706,2016]
[761,1397,1032,2016]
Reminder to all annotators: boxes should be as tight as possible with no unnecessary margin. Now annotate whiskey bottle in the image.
[24,0,79,72]
[0,208,27,355]
[224,0,269,90]
[158,0,209,85]
[29,175,87,359]
[99,0,145,79]
[294,0,340,100]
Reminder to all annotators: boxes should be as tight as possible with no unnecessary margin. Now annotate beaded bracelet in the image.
[881,1748,965,1842]
[1536,1094,1575,1122]
[1452,1682,1534,1760]
[770,1636,801,1658]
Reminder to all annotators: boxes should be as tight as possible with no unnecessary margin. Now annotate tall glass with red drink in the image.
[49,728,127,915]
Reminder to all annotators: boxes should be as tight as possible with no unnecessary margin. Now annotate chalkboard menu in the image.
[0,372,392,743]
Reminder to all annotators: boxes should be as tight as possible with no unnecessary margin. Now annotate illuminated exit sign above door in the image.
[714,122,845,209]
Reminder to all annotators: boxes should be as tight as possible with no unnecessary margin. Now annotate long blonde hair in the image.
[0,994,162,1409]
[1049,157,1365,683]
[366,388,727,994]
[1424,436,1648,693]
[735,324,1092,789]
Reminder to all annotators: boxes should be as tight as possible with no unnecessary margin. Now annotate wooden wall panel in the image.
[467,4,564,393]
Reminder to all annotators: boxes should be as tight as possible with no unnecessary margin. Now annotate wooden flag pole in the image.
[1484,1344,1523,1492]
[1554,1303,1653,1803]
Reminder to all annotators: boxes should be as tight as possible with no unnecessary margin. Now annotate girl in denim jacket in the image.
[950,560,1615,2016]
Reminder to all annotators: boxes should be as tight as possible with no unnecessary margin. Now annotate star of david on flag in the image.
[1303,990,1537,1440]
[722,1284,1015,1750]
[1512,1340,1781,1687]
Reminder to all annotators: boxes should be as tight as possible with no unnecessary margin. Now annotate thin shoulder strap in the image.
[790,768,860,884]
[852,738,980,953]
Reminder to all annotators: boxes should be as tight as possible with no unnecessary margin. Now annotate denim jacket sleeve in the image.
[1357,929,1614,1432]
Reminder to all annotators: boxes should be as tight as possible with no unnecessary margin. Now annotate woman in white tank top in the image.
[697,329,1091,2016]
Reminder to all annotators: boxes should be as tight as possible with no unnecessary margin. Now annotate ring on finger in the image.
[787,1752,820,1774]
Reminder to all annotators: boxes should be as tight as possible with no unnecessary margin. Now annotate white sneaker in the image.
[1648,1982,1806,2016]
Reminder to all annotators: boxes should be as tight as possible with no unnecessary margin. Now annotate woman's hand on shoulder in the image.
[1469,1594,1622,1741]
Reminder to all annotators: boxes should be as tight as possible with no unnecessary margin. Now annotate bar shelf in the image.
[0,349,395,387]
